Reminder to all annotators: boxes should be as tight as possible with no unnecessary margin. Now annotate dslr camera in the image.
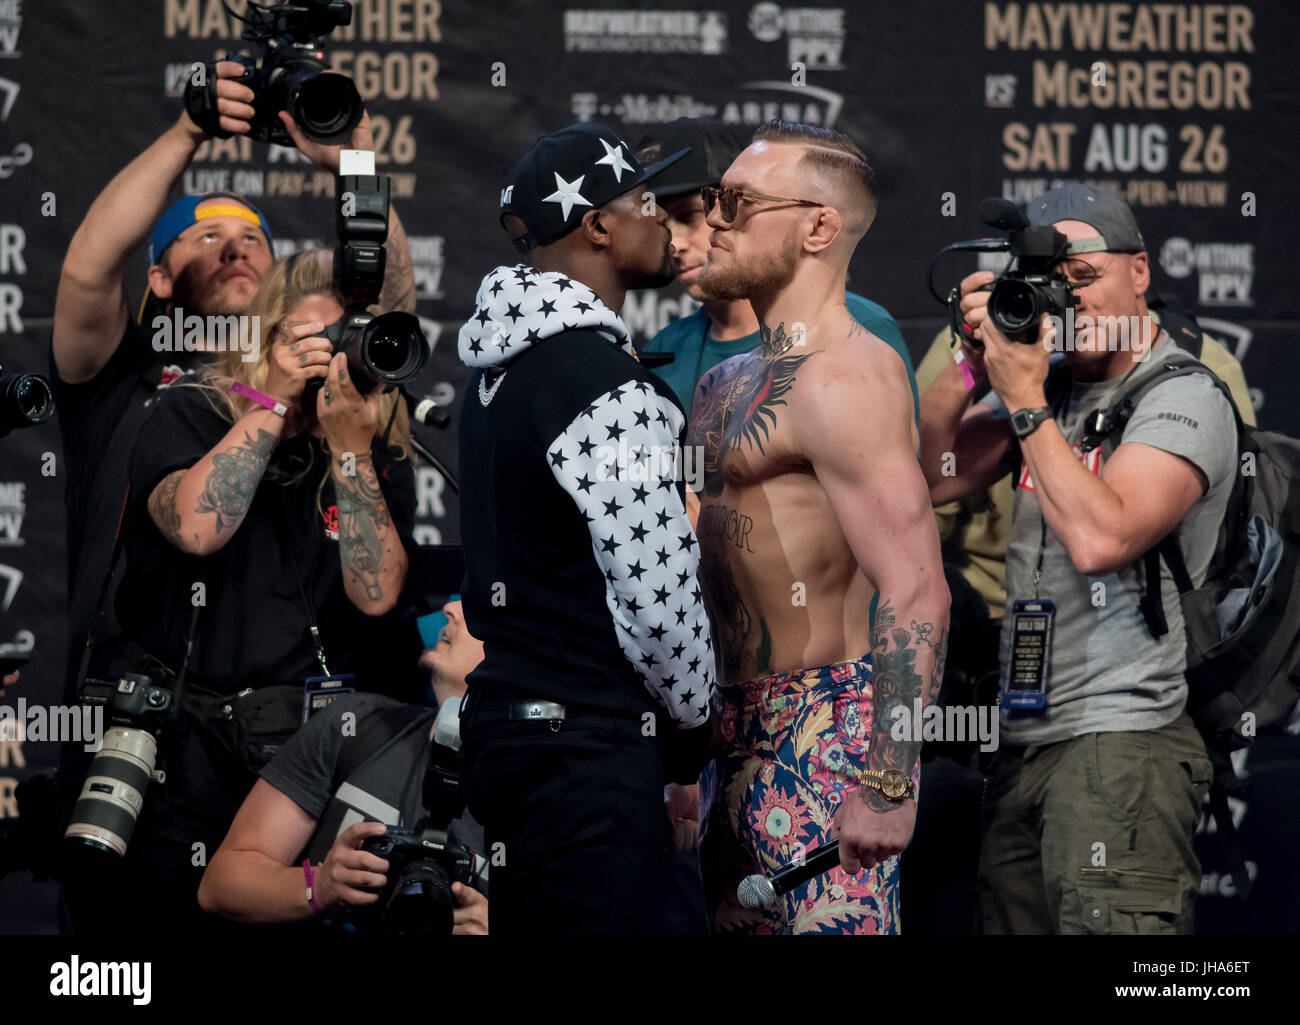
[64,673,173,858]
[929,197,1080,346]
[302,171,429,407]
[184,0,363,147]
[359,736,475,935]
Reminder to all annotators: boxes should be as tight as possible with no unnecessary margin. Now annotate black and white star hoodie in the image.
[456,264,718,745]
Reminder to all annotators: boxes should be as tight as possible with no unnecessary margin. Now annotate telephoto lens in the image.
[64,727,161,857]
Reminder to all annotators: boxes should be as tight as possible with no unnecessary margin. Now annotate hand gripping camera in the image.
[184,0,363,147]
[929,197,1081,346]
[359,736,476,936]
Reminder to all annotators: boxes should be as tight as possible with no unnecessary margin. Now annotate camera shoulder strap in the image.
[331,704,428,792]
[76,360,196,688]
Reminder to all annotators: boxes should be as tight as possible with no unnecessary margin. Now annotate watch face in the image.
[880,770,910,799]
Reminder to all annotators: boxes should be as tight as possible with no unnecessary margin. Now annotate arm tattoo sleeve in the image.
[863,598,948,813]
[377,212,417,314]
[334,455,396,603]
[148,469,200,554]
[194,428,277,533]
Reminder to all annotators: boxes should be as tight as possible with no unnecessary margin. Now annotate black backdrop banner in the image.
[2,0,1297,933]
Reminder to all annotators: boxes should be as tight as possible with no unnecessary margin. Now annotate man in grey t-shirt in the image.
[919,184,1229,934]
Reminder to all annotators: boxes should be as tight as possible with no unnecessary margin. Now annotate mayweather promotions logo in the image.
[564,9,728,54]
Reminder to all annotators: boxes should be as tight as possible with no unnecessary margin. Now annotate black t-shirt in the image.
[260,693,484,866]
[110,381,418,696]
[50,319,196,702]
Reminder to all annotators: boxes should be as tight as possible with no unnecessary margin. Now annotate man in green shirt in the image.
[634,118,918,425]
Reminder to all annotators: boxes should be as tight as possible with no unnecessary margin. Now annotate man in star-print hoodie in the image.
[455,123,721,935]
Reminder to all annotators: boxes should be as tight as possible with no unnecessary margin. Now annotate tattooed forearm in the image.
[194,429,277,532]
[862,598,948,812]
[376,206,416,314]
[334,453,399,606]
[148,470,201,554]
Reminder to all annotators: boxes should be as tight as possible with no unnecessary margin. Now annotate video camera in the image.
[928,197,1080,346]
[184,0,363,147]
[360,735,476,936]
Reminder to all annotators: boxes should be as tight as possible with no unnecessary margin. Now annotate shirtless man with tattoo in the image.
[689,121,951,934]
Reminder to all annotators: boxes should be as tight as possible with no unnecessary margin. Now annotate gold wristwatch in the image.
[859,769,914,801]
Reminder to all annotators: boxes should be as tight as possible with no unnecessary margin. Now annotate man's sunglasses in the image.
[700,184,823,224]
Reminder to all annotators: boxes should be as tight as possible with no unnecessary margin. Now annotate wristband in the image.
[232,381,288,418]
[302,859,325,915]
[953,347,984,391]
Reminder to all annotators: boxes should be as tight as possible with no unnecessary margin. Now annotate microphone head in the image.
[737,873,777,910]
[977,196,1029,232]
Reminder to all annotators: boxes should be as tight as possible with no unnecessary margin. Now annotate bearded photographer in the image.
[63,249,417,935]
[919,185,1229,934]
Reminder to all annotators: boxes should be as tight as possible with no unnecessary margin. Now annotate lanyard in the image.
[279,482,331,677]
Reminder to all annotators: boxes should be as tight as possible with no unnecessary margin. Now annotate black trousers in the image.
[461,694,667,935]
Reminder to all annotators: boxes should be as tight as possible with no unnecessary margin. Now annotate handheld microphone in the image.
[737,839,842,910]
[402,386,451,428]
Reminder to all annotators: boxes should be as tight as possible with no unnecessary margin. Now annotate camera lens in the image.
[293,73,363,145]
[360,313,428,385]
[383,860,455,936]
[64,727,158,858]
[0,372,55,433]
[989,280,1040,336]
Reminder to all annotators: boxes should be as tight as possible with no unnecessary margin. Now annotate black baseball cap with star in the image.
[499,122,689,252]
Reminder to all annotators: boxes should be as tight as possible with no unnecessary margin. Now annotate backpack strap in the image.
[1087,357,1235,639]
[330,704,429,792]
[1145,290,1205,360]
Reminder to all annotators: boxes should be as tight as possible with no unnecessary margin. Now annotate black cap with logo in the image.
[499,123,688,251]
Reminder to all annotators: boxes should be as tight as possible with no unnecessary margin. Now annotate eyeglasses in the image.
[700,184,823,224]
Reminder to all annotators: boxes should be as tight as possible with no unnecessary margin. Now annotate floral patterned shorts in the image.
[699,657,917,935]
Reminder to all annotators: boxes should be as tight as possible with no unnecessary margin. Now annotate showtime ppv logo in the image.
[409,235,444,299]
[0,0,21,58]
[747,2,846,70]
[0,482,23,547]
[1159,237,1254,308]
[564,9,728,53]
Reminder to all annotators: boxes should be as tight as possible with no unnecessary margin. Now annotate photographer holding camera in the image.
[51,55,414,722]
[63,247,419,934]
[199,601,488,936]
[919,184,1230,934]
